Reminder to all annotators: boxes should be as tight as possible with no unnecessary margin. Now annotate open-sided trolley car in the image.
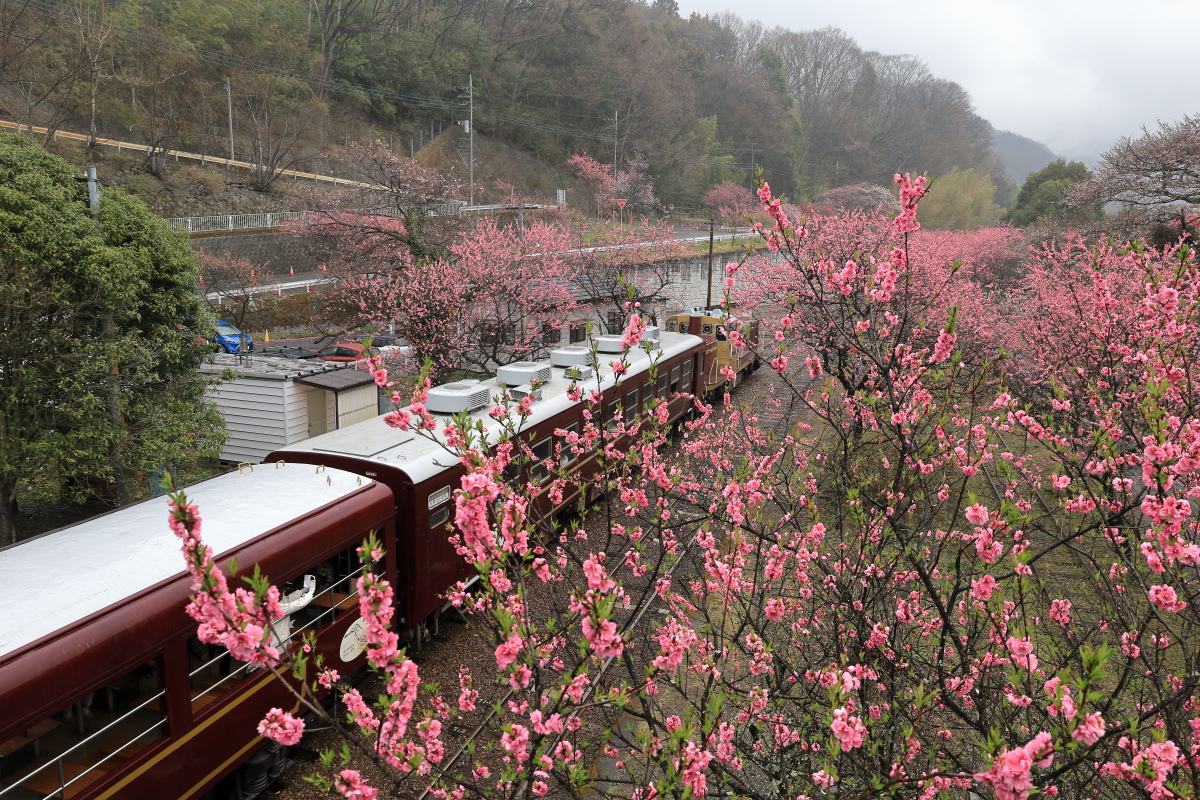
[0,467,392,800]
[0,328,709,799]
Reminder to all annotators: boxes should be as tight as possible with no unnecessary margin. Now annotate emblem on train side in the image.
[339,616,370,662]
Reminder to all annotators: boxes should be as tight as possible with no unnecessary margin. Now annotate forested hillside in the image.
[1,0,1017,211]
[991,126,1060,184]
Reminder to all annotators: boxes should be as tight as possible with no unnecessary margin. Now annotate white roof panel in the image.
[0,465,372,659]
[276,332,703,484]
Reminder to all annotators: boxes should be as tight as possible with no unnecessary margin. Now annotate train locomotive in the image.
[0,320,759,800]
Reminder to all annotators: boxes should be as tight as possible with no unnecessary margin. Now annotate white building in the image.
[201,354,382,463]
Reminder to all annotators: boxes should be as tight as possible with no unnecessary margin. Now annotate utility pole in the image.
[225,77,234,165]
[458,76,475,206]
[706,217,715,310]
[468,75,474,207]
[612,108,619,181]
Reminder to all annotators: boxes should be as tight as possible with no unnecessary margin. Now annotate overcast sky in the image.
[676,0,1200,165]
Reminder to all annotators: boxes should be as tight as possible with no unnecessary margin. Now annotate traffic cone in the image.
[275,288,281,295]
[307,285,314,292]
[264,330,270,343]
[198,275,204,286]
[288,266,295,276]
[320,265,328,273]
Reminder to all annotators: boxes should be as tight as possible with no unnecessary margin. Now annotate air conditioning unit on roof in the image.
[426,381,490,414]
[550,346,591,367]
[643,325,660,342]
[496,361,552,387]
[563,364,593,381]
[507,384,542,401]
[594,335,624,354]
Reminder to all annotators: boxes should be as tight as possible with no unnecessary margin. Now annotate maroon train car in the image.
[0,465,393,800]
[266,328,707,634]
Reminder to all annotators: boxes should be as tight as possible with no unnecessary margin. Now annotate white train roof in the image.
[275,331,703,485]
[0,465,372,660]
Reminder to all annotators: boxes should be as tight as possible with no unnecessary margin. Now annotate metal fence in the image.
[166,211,308,234]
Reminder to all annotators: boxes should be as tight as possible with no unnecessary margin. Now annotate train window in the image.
[657,373,669,399]
[606,399,622,433]
[680,360,693,393]
[639,385,651,417]
[715,325,727,342]
[530,437,553,482]
[1,658,166,797]
[701,323,714,336]
[559,421,581,465]
[188,636,253,714]
[285,549,363,636]
[666,321,677,332]
[188,545,367,717]
[627,387,640,419]
[670,365,681,395]
[430,507,450,528]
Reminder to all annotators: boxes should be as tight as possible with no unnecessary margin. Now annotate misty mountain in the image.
[990,127,1060,184]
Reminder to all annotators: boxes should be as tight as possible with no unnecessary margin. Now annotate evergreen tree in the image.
[1004,159,1098,227]
[0,132,224,545]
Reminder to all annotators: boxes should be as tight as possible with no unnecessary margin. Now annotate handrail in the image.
[0,690,167,798]
[188,566,365,705]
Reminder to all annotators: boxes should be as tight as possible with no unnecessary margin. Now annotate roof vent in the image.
[550,346,591,367]
[426,381,490,414]
[594,335,624,354]
[643,325,660,342]
[496,361,552,387]
[506,384,543,401]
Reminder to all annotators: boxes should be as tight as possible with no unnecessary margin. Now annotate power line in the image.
[491,111,829,178]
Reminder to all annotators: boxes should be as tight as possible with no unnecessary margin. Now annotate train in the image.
[0,315,759,800]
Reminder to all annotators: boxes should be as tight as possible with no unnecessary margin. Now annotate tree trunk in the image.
[0,475,19,548]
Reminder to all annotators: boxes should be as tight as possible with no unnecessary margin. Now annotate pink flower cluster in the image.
[893,172,929,234]
[258,708,305,746]
[168,498,281,667]
[974,732,1053,800]
[830,707,867,750]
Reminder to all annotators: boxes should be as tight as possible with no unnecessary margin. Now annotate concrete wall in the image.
[190,232,321,276]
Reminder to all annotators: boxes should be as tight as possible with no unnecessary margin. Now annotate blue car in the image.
[213,320,255,354]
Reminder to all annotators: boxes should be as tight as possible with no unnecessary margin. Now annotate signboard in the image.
[616,198,627,208]
[340,616,369,662]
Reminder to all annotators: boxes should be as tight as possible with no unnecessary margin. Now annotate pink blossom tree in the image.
[814,181,901,216]
[563,218,688,332]
[295,140,466,266]
[323,215,582,376]
[702,181,757,235]
[569,152,658,220]
[1070,113,1200,225]
[172,174,1200,800]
